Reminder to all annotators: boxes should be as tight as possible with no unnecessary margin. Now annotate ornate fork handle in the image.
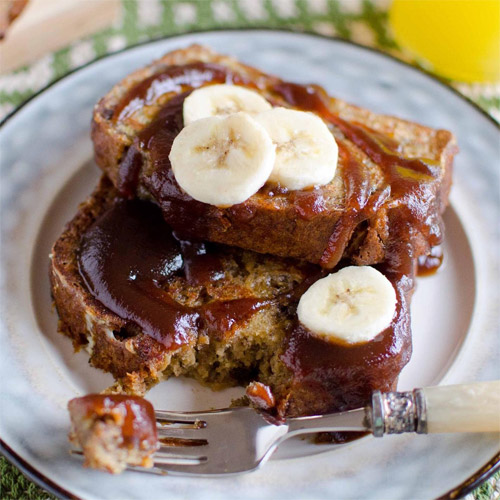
[368,382,499,436]
[286,381,499,438]
[370,389,427,437]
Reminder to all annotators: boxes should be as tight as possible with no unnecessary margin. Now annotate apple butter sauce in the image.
[115,64,444,274]
[68,394,158,450]
[271,82,443,269]
[113,63,239,122]
[78,199,272,350]
[100,63,447,418]
[269,83,443,416]
[417,245,444,276]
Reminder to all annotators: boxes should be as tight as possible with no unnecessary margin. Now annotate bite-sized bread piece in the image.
[68,394,158,474]
[92,45,456,268]
[50,178,412,420]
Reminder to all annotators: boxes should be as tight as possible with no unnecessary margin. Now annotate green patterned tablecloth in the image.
[0,1,498,498]
[0,0,499,122]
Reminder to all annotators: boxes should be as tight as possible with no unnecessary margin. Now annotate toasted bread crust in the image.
[49,177,311,394]
[51,46,455,420]
[92,45,456,266]
[49,177,198,393]
[49,177,411,416]
[50,178,413,418]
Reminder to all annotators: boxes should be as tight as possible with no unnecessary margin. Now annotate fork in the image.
[75,381,500,476]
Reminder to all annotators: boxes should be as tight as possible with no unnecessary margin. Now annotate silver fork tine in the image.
[71,447,207,467]
[157,428,207,440]
[70,447,205,461]
[149,407,285,476]
[155,452,207,464]
[127,463,210,476]
[154,410,208,422]
[148,460,219,476]
[128,466,168,476]
[72,383,496,476]
[156,446,206,458]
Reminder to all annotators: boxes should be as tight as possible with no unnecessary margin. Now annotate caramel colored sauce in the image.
[178,239,224,285]
[79,199,198,350]
[246,381,276,410]
[116,65,445,274]
[78,199,272,349]
[158,437,208,447]
[113,63,241,121]
[271,81,443,269]
[317,144,371,268]
[68,394,157,450]
[99,62,450,419]
[117,146,143,199]
[292,189,327,220]
[118,91,187,199]
[417,245,444,276]
[203,298,271,341]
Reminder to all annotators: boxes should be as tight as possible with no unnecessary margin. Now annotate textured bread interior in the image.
[94,44,452,184]
[91,45,455,265]
[50,176,305,395]
[52,46,457,424]
[68,397,156,474]
[69,413,149,474]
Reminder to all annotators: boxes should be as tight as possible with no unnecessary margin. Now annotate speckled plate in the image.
[1,31,499,500]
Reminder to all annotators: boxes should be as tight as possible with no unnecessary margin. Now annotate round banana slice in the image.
[297,266,397,344]
[169,113,275,207]
[255,107,338,190]
[183,84,272,125]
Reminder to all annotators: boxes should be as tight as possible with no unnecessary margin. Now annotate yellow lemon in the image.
[390,0,500,82]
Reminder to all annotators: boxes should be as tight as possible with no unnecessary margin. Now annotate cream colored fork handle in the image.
[370,381,500,436]
[423,381,500,433]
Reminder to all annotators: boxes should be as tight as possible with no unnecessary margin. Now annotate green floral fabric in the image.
[0,0,498,498]
[0,0,499,122]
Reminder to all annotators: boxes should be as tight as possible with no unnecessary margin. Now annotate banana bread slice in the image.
[50,177,411,419]
[50,176,318,395]
[91,45,456,268]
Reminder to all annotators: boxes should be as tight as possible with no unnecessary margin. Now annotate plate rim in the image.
[0,27,498,131]
[0,28,498,499]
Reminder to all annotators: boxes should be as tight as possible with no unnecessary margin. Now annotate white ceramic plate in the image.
[1,31,499,500]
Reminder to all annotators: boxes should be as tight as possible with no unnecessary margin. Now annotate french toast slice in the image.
[50,177,411,419]
[91,45,456,268]
[50,176,317,395]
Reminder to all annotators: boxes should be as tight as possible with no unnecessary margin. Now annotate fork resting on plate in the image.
[72,381,500,476]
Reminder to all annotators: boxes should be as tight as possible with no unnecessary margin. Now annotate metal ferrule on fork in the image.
[369,389,428,437]
[69,381,500,476]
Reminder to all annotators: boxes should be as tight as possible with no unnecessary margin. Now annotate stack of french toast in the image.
[51,45,457,431]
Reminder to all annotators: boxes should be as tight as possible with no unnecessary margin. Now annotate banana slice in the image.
[183,84,272,125]
[255,107,338,190]
[297,266,397,344]
[169,112,275,207]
